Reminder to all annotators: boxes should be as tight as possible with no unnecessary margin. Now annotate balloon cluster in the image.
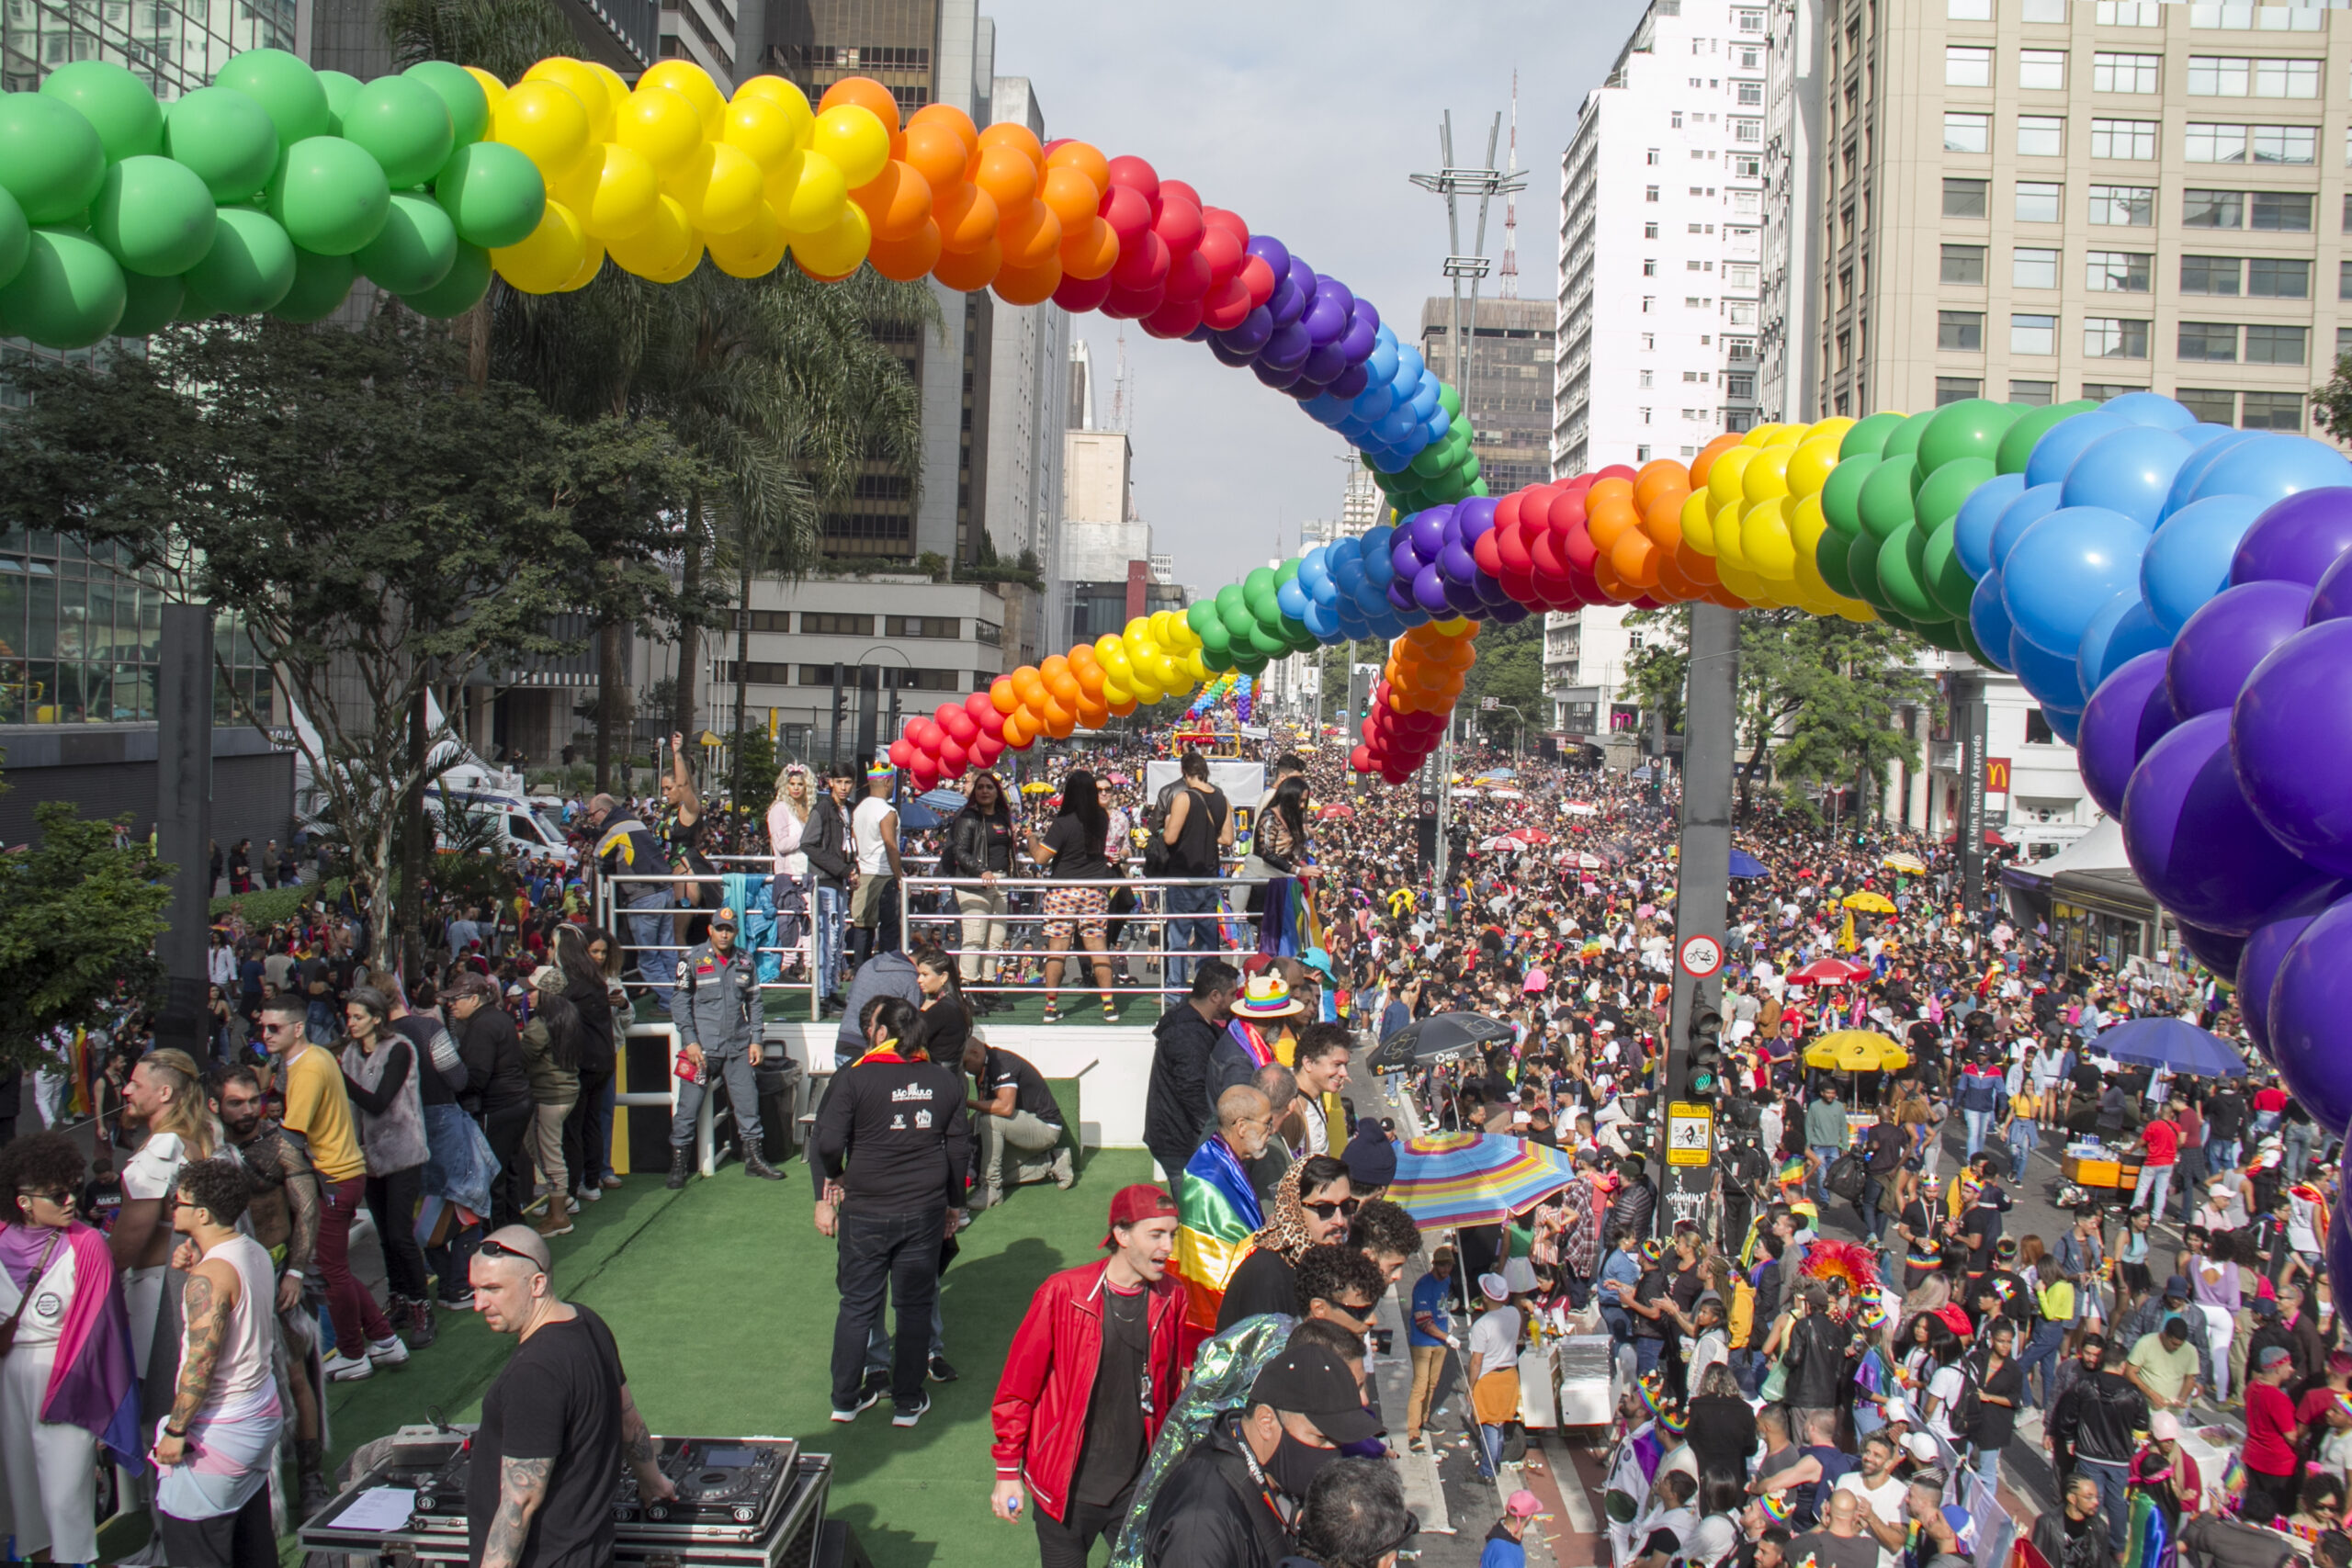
[1293,300,1463,490]
[1183,671,1246,718]
[1351,620,1480,784]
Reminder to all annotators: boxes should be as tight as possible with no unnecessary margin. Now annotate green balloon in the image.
[355,191,456,295]
[91,155,217,276]
[1846,530,1892,610]
[1838,411,1906,460]
[1815,525,1860,598]
[165,88,279,203]
[1954,621,1993,667]
[405,61,491,148]
[115,268,182,335]
[1242,566,1280,619]
[1248,623,1289,660]
[271,246,356,321]
[1916,399,2021,477]
[1216,584,1251,637]
[1817,451,1880,540]
[1876,605,1917,636]
[1408,441,1453,479]
[0,186,28,290]
[1995,399,2098,475]
[344,75,454,190]
[268,136,390,256]
[1454,454,1481,490]
[1437,383,1463,419]
[1879,409,1939,465]
[1185,600,1218,637]
[1874,521,1939,622]
[1914,457,1997,534]
[318,71,365,136]
[0,95,106,223]
[212,48,330,146]
[1274,557,1302,586]
[1230,652,1268,677]
[1855,456,1918,543]
[184,205,296,314]
[41,62,164,162]
[1195,618,1234,665]
[1277,616,1316,653]
[1913,616,1967,655]
[0,227,124,348]
[433,141,540,251]
[1922,520,1978,621]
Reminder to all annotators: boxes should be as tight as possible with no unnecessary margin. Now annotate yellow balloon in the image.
[644,237,704,284]
[722,95,804,174]
[640,60,726,139]
[1784,434,1843,502]
[1680,490,1717,556]
[1739,446,1792,507]
[1789,492,1830,556]
[733,75,815,151]
[788,201,870,277]
[1713,500,1752,570]
[1804,415,1859,447]
[586,62,629,114]
[1185,650,1211,683]
[1718,560,1775,606]
[1431,616,1474,637]
[1705,445,1758,513]
[1738,423,1781,448]
[671,141,764,233]
[769,149,848,234]
[1791,541,1843,613]
[523,58,616,142]
[464,67,507,121]
[614,85,705,175]
[553,142,659,240]
[492,80,592,181]
[1764,423,1805,448]
[605,192,692,276]
[1838,598,1879,624]
[1102,677,1135,706]
[809,103,890,189]
[558,237,604,291]
[1742,497,1798,582]
[704,202,786,278]
[490,198,586,294]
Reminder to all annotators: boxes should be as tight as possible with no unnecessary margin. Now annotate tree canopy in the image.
[0,791,169,1073]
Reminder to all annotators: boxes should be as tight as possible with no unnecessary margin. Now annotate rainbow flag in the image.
[1170,1136,1264,1331]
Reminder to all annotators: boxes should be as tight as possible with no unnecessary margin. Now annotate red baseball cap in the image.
[1102,1183,1179,1247]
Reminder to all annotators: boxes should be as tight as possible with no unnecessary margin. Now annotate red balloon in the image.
[937,735,968,773]
[1494,491,1523,531]
[1112,230,1170,292]
[1152,197,1204,256]
[1382,766,1412,786]
[939,706,978,744]
[1052,271,1116,313]
[1594,464,1638,484]
[1544,490,1587,535]
[1350,744,1373,772]
[1203,206,1249,245]
[1200,276,1251,331]
[1197,223,1243,283]
[910,759,940,791]
[889,737,916,768]
[1494,520,1532,574]
[909,717,944,751]
[970,734,1005,766]
[1238,254,1275,309]
[1099,184,1152,244]
[1501,569,1539,604]
[1472,529,1502,579]
[1161,246,1211,302]
[1159,177,1202,212]
[1141,293,1204,338]
[1104,154,1159,205]
[1101,282,1166,320]
[1558,518,1599,574]
[1528,529,1569,580]
[964,689,1003,732]
[1563,473,1597,496]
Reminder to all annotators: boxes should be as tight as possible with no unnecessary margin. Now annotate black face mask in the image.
[1267,1432,1341,1499]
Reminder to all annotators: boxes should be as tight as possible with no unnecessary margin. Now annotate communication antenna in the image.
[1499,72,1521,300]
[1110,327,1131,434]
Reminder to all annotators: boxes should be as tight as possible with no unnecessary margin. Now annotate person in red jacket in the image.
[991,1184,1188,1568]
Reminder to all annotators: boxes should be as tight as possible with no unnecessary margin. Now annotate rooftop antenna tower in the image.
[1499,72,1521,300]
[1110,326,1131,434]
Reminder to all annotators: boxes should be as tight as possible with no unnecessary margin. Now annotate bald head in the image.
[1255,1063,1299,1115]
[1218,1086,1274,1159]
[1824,1491,1861,1536]
[587,793,618,821]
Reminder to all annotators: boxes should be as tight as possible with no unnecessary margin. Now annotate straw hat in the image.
[1231,972,1305,1020]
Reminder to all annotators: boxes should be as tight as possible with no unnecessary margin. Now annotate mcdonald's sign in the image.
[1984,757,2011,795]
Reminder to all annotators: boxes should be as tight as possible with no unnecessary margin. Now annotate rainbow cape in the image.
[1169,1135,1265,1331]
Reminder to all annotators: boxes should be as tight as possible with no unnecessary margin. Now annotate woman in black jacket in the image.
[445,972,534,1230]
[553,924,619,1203]
[944,773,1015,1013]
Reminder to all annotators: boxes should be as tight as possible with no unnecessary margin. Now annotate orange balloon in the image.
[1590,553,1630,602]
[901,121,968,189]
[818,76,902,138]
[866,219,941,281]
[907,103,978,158]
[1107,697,1138,718]
[976,121,1044,167]
[1676,541,1722,589]
[1000,711,1033,749]
[992,256,1061,306]
[1586,497,1639,551]
[989,674,1019,714]
[1038,164,1100,228]
[1611,530,1659,588]
[848,159,933,241]
[1040,697,1078,739]
[972,146,1037,209]
[933,181,1000,254]
[1075,696,1111,728]
[1043,139,1109,197]
[931,237,1001,291]
[1588,476,1635,511]
[1012,667,1047,706]
[997,200,1060,268]
[1643,491,1687,553]
[1688,433,1744,487]
[1654,552,1700,603]
[1059,215,1120,279]
[1632,457,1689,513]
[1067,643,1101,676]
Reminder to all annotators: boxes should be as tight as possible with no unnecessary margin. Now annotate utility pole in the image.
[1956,671,1988,916]
[152,604,213,1058]
[1659,603,1739,1235]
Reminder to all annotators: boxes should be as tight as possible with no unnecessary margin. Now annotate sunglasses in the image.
[1302,1197,1362,1221]
[477,1237,548,1269]
[1378,1513,1424,1556]
[20,1189,72,1206]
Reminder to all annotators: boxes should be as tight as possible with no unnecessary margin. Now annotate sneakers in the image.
[831,1375,888,1424]
[322,1349,373,1382]
[928,1354,959,1383]
[537,1194,574,1238]
[598,1173,624,1190]
[892,1393,931,1428]
[437,1288,475,1312]
[366,1334,410,1368]
[575,1184,603,1204]
[1041,1002,1059,1024]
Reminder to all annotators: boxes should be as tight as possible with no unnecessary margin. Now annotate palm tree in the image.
[379,0,575,81]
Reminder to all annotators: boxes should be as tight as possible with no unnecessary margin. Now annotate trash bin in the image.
[756,1057,802,1164]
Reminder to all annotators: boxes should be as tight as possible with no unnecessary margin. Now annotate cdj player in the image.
[616,1437,800,1540]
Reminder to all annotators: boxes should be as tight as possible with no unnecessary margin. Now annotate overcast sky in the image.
[982,0,1650,591]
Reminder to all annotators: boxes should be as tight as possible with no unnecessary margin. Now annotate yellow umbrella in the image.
[1020,781,1054,795]
[1882,852,1926,875]
[1802,1031,1910,1072]
[1843,891,1895,914]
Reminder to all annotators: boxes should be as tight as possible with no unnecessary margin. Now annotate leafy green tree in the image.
[2312,348,2352,445]
[0,793,170,1073]
[380,0,574,88]
[1459,616,1545,749]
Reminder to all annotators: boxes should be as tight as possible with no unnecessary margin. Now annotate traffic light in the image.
[1682,1005,1725,1099]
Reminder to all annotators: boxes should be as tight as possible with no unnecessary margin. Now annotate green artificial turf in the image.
[311,1148,1152,1568]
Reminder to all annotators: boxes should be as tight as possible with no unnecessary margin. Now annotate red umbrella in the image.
[1317,805,1355,820]
[1790,958,1870,985]
[1507,828,1554,845]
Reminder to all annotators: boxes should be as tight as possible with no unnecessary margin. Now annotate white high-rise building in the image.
[1758,0,1823,422]
[1555,0,1775,475]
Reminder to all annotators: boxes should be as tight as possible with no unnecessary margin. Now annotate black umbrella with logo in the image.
[1368,1011,1519,1073]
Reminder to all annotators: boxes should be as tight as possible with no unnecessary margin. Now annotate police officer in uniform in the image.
[666,907,786,1187]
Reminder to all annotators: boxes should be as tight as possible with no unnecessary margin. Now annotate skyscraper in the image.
[1419,297,1556,497]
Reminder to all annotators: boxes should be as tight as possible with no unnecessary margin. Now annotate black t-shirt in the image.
[2204,1090,2247,1142]
[1072,1280,1151,1506]
[1216,1247,1299,1330]
[1963,1187,2012,1272]
[1166,785,1227,877]
[978,1046,1062,1127]
[1973,1349,2024,1449]
[469,1306,624,1568]
[1042,813,1113,882]
[1632,1268,1671,1340]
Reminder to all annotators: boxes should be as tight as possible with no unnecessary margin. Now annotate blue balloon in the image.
[2101,392,2196,432]
[1363,339,1399,388]
[1393,344,1424,386]
[2141,494,2265,634]
[1359,525,1395,584]
[2004,505,2150,655]
[1988,481,2066,574]
[1333,417,1373,445]
[1423,407,1452,444]
[2159,428,2262,519]
[1351,379,1396,423]
[1374,404,1419,447]
[2011,627,2087,710]
[1302,391,1351,426]
[1970,570,2017,671]
[1952,471,2025,580]
[1300,599,1339,640]
[2076,592,2170,694]
[2188,434,2352,508]
[1275,580,1310,622]
[2025,410,2128,488]
[1407,376,1441,423]
[1335,608,1370,643]
[1367,445,1413,475]
[2046,707,2083,745]
[2183,422,2241,450]
[2059,426,2192,527]
[1298,549,1333,599]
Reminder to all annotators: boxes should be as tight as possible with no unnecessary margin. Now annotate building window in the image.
[1944,178,1991,219]
[2088,184,2155,225]
[2181,254,2244,295]
[1736,7,1763,29]
[2248,257,2311,299]
[1937,377,1985,405]
[2090,118,2158,159]
[1942,244,1988,285]
[2256,57,2320,97]
[2019,50,2067,91]
[1645,259,1658,276]
[2018,115,2066,156]
[2183,187,2247,228]
[2245,324,2308,365]
[2085,317,2152,358]
[1838,331,1852,368]
[2093,51,2162,93]
[1645,186,1660,201]
[2177,389,2238,423]
[2187,123,2248,164]
[2251,125,2315,164]
[2016,181,2063,222]
[1725,371,1758,398]
[2094,0,2159,21]
[2012,313,2058,355]
[2014,247,2060,288]
[2251,190,2313,230]
[2027,0,2070,17]
[884,615,961,639]
[1949,0,1992,16]
[717,660,792,684]
[800,613,875,636]
[1945,113,1991,153]
[2242,391,2305,429]
[973,619,1001,647]
[1948,46,1995,87]
[2082,382,2152,401]
[2010,379,2056,405]
[2177,321,2241,361]
[2188,55,2320,97]
[1939,310,1986,352]
[728,609,791,633]
[1647,148,1661,165]
[1737,81,1763,106]
[1733,118,1762,142]
[1639,370,1654,387]
[2086,250,2152,292]
[1645,222,1659,238]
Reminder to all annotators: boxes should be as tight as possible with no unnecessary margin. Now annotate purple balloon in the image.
[2233,617,2352,878]
[2076,649,2177,818]
[1439,542,1478,584]
[1326,362,1371,400]
[1349,297,1380,334]
[1442,575,1483,615]
[1217,306,1272,355]
[2164,579,2313,718]
[2176,920,2246,976]
[1337,315,1378,364]
[1411,563,1451,615]
[1475,570,1513,608]
[1385,578,1419,615]
[2331,1200,2352,1296]
[1243,233,1290,280]
[1458,496,1499,541]
[1391,531,1424,581]
[1250,355,1303,390]
[2310,548,2352,625]
[1266,277,1304,329]
[1408,509,1451,559]
[2232,486,2352,588]
[1303,293,1349,347]
[2236,879,2346,1063]
[1487,599,1532,625]
[2121,708,2329,935]
[1297,342,1348,384]
[1314,274,1354,320]
[1206,334,1256,369]
[2266,893,2352,1134]
[1259,320,1313,372]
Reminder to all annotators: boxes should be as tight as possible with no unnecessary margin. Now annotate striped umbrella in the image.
[1387,1132,1581,1229]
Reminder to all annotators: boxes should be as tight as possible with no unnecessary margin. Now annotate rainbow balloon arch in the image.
[13,51,2352,1178]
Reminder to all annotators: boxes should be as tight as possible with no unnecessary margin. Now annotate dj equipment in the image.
[300,1425,831,1567]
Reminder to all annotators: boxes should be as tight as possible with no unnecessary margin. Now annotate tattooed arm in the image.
[618,1381,676,1501]
[480,1456,555,1568]
[277,1134,322,1313]
[155,1257,241,1465]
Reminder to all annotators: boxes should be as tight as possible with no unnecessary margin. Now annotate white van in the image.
[424,785,578,867]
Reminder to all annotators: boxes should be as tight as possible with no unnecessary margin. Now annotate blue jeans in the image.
[2286,1122,2315,1180]
[1963,1107,1993,1160]
[625,887,675,1010]
[812,884,845,998]
[1162,882,1222,995]
[831,1208,945,1411]
[1811,1145,1841,1206]
[1477,1422,1505,1479]
[2007,1121,2037,1181]
[2079,1458,2130,1552]
[2016,1319,2067,1407]
[1970,1439,2003,1498]
[866,1300,946,1376]
[2208,1137,2242,1173]
[1632,1337,1665,1379]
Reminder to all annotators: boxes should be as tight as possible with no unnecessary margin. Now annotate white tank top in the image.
[184,1234,277,1409]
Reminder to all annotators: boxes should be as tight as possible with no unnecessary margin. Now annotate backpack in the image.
[1141,779,1184,876]
[1946,1358,1985,1443]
